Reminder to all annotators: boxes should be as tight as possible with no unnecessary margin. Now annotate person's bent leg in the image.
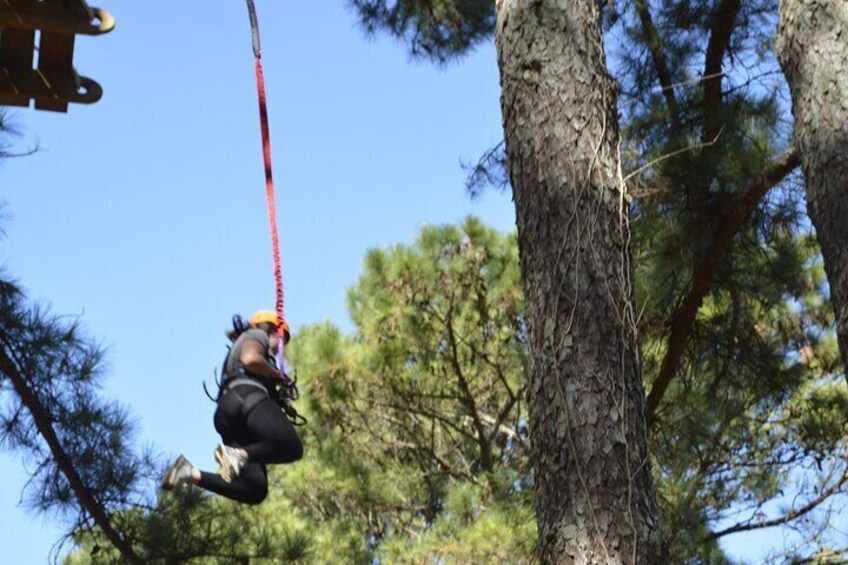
[197,463,268,505]
[242,397,303,464]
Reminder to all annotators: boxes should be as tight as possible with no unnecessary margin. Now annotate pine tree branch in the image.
[445,303,495,474]
[705,469,848,541]
[645,146,801,422]
[467,411,529,451]
[687,0,742,216]
[624,127,724,183]
[492,387,524,446]
[789,547,848,565]
[371,399,477,441]
[633,0,680,124]
[702,0,741,142]
[0,344,142,564]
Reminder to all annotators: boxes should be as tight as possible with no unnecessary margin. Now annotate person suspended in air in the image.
[160,310,303,504]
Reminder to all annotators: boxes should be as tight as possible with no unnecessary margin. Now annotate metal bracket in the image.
[0,0,113,112]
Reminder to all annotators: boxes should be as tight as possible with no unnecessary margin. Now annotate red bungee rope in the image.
[245,0,288,373]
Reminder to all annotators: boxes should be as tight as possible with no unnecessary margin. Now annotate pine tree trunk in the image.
[494,1,663,563]
[777,1,848,377]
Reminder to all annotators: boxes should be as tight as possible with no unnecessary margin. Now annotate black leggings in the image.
[198,385,303,504]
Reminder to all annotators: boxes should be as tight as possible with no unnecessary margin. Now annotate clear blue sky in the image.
[0,1,801,563]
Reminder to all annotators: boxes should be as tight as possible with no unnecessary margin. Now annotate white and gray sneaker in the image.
[215,443,247,482]
[160,455,194,491]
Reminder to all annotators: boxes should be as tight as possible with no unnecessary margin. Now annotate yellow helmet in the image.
[248,310,291,341]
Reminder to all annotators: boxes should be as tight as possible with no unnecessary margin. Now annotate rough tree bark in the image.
[777,0,848,378]
[494,1,663,562]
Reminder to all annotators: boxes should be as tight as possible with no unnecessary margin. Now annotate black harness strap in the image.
[206,341,307,426]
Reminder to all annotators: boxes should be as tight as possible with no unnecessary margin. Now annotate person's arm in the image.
[239,339,281,380]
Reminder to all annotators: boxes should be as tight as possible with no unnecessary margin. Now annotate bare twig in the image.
[706,470,848,541]
[624,127,725,182]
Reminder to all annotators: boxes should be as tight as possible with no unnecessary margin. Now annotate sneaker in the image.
[160,455,194,491]
[215,443,247,483]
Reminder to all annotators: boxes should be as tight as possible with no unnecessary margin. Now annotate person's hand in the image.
[270,365,282,381]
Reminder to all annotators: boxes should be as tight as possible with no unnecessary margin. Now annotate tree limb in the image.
[445,301,495,473]
[685,0,742,217]
[705,469,848,541]
[464,412,529,451]
[634,0,680,124]
[789,547,848,565]
[646,146,801,421]
[702,0,741,142]
[0,343,142,564]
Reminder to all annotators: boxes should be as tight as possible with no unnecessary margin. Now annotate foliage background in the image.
[1,0,846,563]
